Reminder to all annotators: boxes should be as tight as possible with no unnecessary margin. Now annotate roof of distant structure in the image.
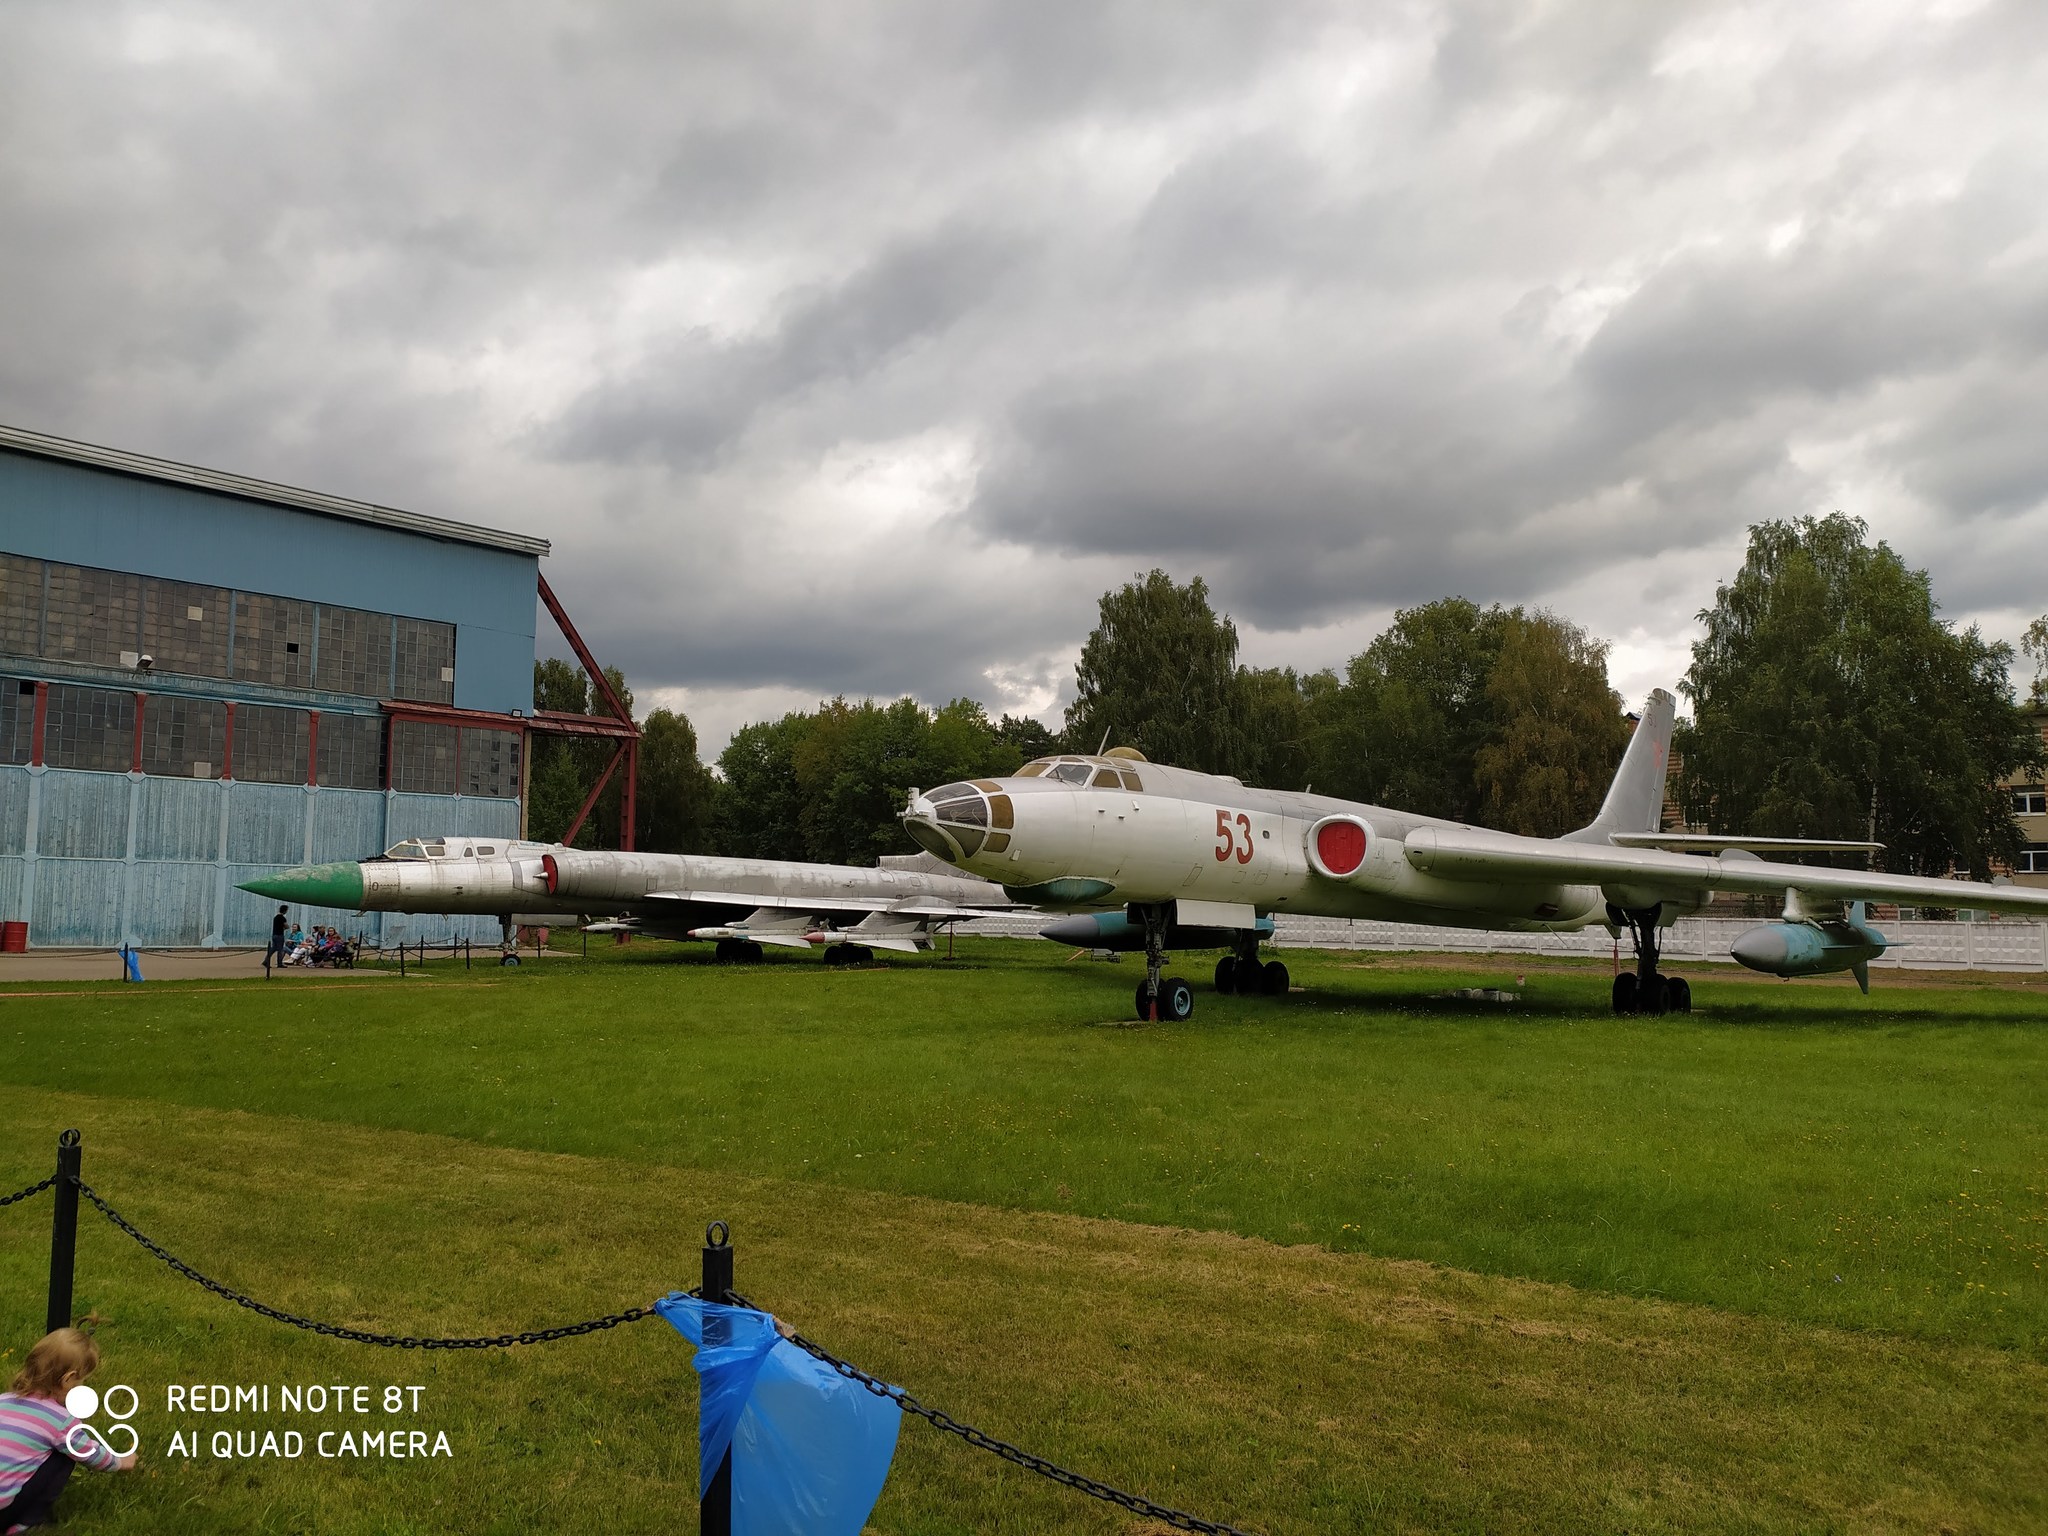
[0,422,550,558]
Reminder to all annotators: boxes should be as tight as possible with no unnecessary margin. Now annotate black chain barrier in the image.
[772,1313,1260,1536]
[32,1166,1255,1533]
[0,1176,54,1208]
[74,1179,663,1350]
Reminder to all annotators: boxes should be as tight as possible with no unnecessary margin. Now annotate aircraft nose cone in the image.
[900,794,960,863]
[1729,925,1790,971]
[237,861,368,910]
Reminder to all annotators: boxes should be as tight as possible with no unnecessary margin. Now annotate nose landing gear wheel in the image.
[1214,955,1238,994]
[1135,976,1196,1021]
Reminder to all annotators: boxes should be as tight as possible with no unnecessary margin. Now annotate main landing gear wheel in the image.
[1610,903,1690,1015]
[826,944,876,966]
[715,938,739,963]
[1214,955,1238,994]
[1135,976,1194,1021]
[1260,959,1290,997]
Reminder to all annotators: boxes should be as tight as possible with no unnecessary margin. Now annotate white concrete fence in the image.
[965,913,2048,972]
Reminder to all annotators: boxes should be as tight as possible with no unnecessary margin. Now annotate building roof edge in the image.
[0,422,551,559]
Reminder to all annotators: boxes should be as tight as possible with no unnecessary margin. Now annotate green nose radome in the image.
[237,861,368,910]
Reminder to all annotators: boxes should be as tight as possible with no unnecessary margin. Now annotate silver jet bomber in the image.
[238,838,1018,964]
[901,690,2048,1018]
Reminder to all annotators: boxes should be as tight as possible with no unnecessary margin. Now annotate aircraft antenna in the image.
[1097,729,1112,755]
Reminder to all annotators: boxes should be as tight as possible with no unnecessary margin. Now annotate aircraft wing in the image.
[1402,826,2048,917]
[641,890,1015,921]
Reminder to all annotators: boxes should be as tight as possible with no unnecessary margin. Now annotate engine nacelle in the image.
[1305,814,1383,884]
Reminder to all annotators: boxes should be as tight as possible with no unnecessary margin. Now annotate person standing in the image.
[265,905,288,977]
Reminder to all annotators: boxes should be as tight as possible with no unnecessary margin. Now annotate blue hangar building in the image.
[0,423,562,948]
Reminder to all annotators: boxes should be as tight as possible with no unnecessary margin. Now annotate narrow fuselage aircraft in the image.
[240,842,1016,964]
[901,690,2048,1019]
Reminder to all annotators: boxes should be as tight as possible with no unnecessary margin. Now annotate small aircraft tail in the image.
[1566,688,1676,843]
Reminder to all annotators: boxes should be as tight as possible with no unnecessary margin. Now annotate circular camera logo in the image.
[65,1383,138,1458]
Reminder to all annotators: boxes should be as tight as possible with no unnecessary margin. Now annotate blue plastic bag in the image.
[655,1293,900,1536]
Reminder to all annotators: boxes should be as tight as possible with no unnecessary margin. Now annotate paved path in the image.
[0,950,391,982]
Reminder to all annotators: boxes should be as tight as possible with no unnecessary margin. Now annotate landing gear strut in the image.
[1611,904,1689,1014]
[499,915,520,967]
[1131,904,1193,1021]
[1215,933,1288,998]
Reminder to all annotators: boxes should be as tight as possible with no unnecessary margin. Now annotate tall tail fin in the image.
[1566,688,1676,843]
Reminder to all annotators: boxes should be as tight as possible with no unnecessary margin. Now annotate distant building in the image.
[1997,710,2048,888]
[0,424,629,948]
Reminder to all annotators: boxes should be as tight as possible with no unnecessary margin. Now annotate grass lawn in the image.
[1,939,2044,1531]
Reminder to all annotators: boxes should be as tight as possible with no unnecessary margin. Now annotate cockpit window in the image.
[1017,761,1049,777]
[475,845,495,856]
[1091,768,1123,788]
[383,839,445,861]
[1051,762,1092,784]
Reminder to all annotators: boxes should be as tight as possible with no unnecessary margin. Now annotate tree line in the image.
[530,515,2045,878]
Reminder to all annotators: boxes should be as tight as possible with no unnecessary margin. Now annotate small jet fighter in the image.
[239,840,1018,963]
[901,689,2048,1018]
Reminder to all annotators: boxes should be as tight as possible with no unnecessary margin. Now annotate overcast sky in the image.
[5,1,2046,752]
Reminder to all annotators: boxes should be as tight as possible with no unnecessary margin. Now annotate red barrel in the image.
[1,921,28,953]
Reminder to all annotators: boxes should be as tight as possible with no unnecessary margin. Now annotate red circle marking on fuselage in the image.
[1317,820,1367,876]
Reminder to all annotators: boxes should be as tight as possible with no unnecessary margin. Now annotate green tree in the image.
[1064,571,1249,771]
[1312,598,1511,819]
[526,660,636,847]
[1473,611,1629,836]
[995,713,1060,763]
[634,708,716,853]
[712,695,1018,864]
[1677,514,2038,876]
[713,713,811,860]
[1236,666,1316,790]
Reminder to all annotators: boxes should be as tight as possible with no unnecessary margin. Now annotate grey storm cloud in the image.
[3,0,2048,747]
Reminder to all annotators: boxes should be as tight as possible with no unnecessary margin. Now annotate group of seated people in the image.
[280,924,355,967]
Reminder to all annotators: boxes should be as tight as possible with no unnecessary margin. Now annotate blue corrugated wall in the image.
[0,763,518,948]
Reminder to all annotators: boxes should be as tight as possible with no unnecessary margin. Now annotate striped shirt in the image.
[0,1391,121,1519]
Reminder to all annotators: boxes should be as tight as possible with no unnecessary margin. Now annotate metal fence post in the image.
[701,1221,734,1536]
[46,1129,80,1333]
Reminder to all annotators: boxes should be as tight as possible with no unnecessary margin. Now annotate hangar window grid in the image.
[393,617,456,705]
[0,555,41,655]
[0,551,461,703]
[43,683,135,773]
[316,712,385,791]
[43,564,142,668]
[229,590,317,690]
[315,603,394,698]
[141,694,228,779]
[141,577,231,678]
[2017,844,2048,874]
[460,727,520,799]
[391,719,458,796]
[234,704,309,785]
[0,679,35,766]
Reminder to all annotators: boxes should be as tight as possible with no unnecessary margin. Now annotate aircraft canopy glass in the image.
[1019,757,1144,792]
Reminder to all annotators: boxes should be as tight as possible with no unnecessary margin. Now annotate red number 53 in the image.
[1213,809,1254,864]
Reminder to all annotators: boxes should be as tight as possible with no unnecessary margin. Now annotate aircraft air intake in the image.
[1305,814,1378,882]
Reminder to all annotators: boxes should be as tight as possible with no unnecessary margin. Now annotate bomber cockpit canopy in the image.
[1016,755,1146,792]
